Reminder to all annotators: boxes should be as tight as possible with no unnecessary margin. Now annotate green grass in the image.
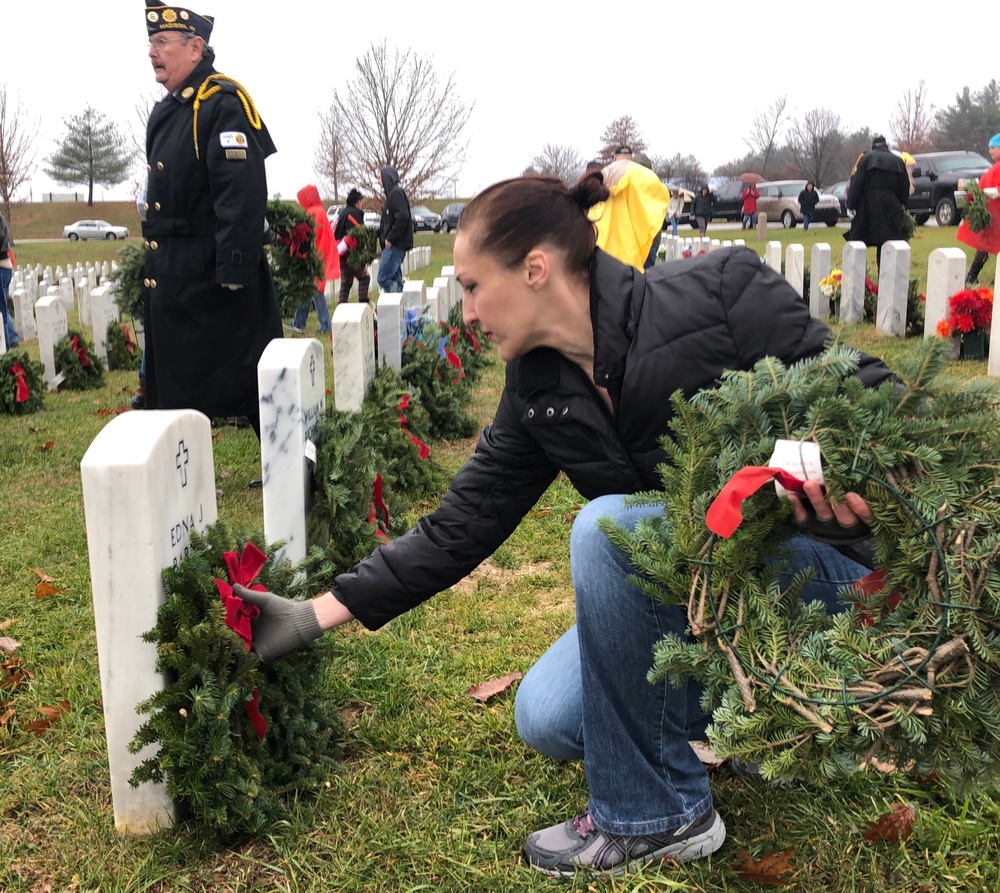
[2,250,999,892]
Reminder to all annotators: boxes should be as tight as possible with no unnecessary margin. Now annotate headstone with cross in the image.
[80,409,218,833]
[35,294,68,390]
[258,338,328,567]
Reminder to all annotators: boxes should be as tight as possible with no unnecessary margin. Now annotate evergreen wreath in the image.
[965,180,992,234]
[603,340,1000,787]
[343,224,379,270]
[265,199,325,318]
[129,524,341,840]
[105,321,143,372]
[111,241,145,320]
[54,329,105,390]
[447,301,491,381]
[401,334,478,440]
[0,350,45,415]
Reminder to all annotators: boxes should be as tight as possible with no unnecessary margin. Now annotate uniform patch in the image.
[162,8,177,22]
[225,149,248,161]
[220,131,247,148]
[147,10,159,21]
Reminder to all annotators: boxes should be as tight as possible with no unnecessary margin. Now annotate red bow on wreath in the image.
[10,361,29,403]
[213,542,269,740]
[122,324,135,353]
[68,335,92,368]
[366,473,391,543]
[280,222,312,260]
[396,394,430,460]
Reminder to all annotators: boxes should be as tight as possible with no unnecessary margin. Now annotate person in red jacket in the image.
[958,133,1000,285]
[287,184,340,333]
[740,183,760,230]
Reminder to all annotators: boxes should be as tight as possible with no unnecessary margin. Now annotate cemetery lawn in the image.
[3,255,1000,891]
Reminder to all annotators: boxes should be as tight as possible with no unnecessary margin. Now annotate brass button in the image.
[143,240,149,249]
[146,164,151,172]
[150,240,158,250]
[143,278,150,287]
[156,161,164,170]
[154,202,161,211]
[143,202,149,211]
[149,279,157,288]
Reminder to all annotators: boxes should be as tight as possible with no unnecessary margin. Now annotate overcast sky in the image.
[6,0,1000,207]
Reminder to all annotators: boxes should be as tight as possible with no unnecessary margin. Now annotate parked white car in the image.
[363,210,381,228]
[63,219,130,241]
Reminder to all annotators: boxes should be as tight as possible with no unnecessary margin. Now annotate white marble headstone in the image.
[259,338,328,567]
[810,243,832,319]
[13,287,36,341]
[925,247,967,340]
[425,286,444,324]
[90,286,120,362]
[376,293,405,371]
[402,279,426,313]
[35,294,68,390]
[876,241,911,337]
[785,244,804,297]
[764,241,782,273]
[78,278,93,327]
[840,241,868,324]
[80,409,218,834]
[60,277,74,313]
[331,301,376,411]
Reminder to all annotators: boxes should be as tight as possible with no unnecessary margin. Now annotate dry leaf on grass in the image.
[33,569,58,583]
[25,700,71,735]
[0,618,16,630]
[863,801,915,844]
[736,847,795,885]
[1,658,33,691]
[38,441,55,451]
[689,740,724,769]
[0,637,20,653]
[35,582,60,598]
[466,671,523,702]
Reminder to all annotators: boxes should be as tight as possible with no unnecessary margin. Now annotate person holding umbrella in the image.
[739,174,761,230]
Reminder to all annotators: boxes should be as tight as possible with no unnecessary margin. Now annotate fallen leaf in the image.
[0,619,15,630]
[219,469,232,478]
[0,637,20,653]
[466,671,523,702]
[35,582,60,598]
[689,740,724,769]
[863,802,915,844]
[1,658,33,691]
[28,426,39,433]
[97,405,129,418]
[67,397,80,403]
[33,569,58,583]
[0,707,14,725]
[38,441,55,451]
[216,489,224,499]
[736,847,795,885]
[25,700,71,735]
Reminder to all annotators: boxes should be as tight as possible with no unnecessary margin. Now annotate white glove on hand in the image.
[983,187,999,200]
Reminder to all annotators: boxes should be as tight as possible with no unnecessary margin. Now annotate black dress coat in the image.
[331,248,894,629]
[141,55,282,419]
[845,147,910,248]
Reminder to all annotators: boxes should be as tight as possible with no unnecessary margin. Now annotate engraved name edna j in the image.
[170,503,206,566]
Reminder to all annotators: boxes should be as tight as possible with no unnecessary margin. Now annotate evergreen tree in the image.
[934,81,1000,152]
[44,106,131,206]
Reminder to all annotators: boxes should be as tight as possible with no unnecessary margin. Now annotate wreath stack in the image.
[604,340,1000,786]
[265,200,324,318]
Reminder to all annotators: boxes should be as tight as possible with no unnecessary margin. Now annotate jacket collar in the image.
[515,249,641,397]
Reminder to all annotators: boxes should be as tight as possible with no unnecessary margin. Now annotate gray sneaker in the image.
[523,808,725,877]
[283,323,306,334]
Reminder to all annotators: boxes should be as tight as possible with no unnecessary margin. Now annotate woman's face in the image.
[989,145,1000,162]
[454,231,540,362]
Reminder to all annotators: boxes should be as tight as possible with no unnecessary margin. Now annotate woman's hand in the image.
[785,479,874,544]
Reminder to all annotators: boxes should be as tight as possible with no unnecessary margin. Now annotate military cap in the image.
[145,3,214,40]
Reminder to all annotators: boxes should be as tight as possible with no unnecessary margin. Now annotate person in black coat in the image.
[141,4,281,434]
[376,164,413,293]
[692,184,714,237]
[845,135,910,265]
[798,181,820,230]
[237,173,892,877]
[333,188,372,304]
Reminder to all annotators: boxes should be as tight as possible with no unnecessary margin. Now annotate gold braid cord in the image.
[191,73,264,159]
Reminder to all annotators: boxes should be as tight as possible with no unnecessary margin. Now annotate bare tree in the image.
[0,86,38,222]
[889,80,935,153]
[529,144,585,183]
[787,108,844,185]
[315,105,345,201]
[744,95,788,177]
[597,116,646,163]
[655,152,707,190]
[327,41,472,199]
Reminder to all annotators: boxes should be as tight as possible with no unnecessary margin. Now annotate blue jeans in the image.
[292,289,331,333]
[514,494,871,835]
[377,246,406,293]
[803,215,812,231]
[0,266,17,348]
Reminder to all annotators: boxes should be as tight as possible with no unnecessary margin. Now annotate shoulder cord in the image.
[191,73,263,159]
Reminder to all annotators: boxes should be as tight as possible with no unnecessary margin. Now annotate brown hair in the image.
[460,173,610,277]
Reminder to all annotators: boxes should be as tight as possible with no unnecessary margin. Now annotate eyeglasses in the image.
[148,35,190,50]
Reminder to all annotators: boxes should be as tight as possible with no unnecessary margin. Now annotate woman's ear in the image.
[524,248,550,289]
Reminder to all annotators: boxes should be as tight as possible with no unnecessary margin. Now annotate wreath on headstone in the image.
[111,242,145,320]
[0,350,45,415]
[603,340,1000,787]
[105,321,143,372]
[129,524,341,840]
[55,330,105,390]
[265,200,324,318]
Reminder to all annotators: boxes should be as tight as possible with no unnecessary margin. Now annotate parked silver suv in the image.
[757,180,841,228]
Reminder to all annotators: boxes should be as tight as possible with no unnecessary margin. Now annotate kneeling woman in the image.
[239,172,894,877]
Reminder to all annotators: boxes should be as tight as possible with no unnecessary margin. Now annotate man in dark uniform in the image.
[142,3,282,436]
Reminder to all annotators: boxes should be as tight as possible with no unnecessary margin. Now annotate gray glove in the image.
[233,584,323,663]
